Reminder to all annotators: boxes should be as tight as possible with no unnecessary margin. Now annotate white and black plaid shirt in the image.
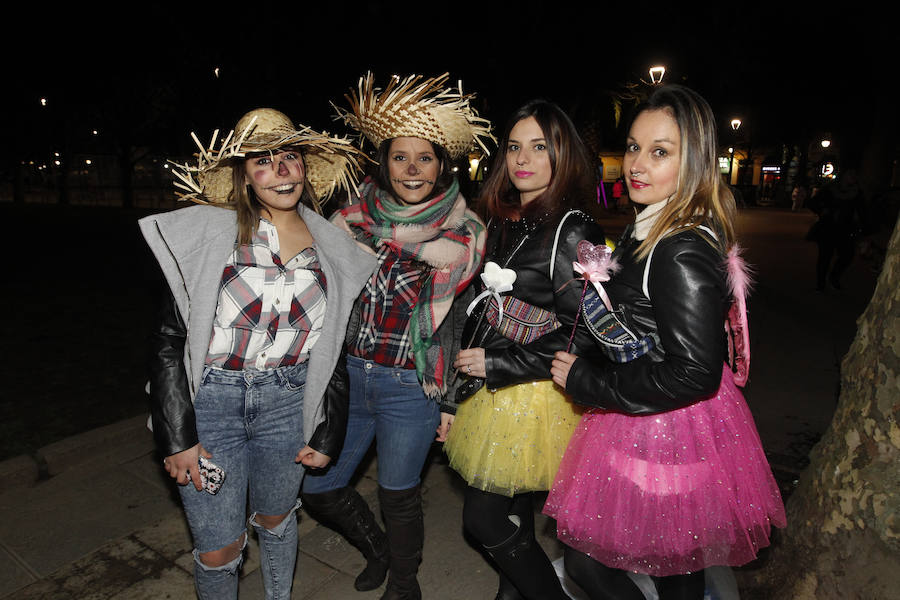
[206,219,327,371]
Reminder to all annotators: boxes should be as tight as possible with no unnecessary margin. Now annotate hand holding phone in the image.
[190,456,226,495]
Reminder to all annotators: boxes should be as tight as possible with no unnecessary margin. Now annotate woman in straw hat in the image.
[298,73,491,600]
[443,99,605,600]
[140,108,377,599]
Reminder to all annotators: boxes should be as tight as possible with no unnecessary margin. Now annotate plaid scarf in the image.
[333,177,486,398]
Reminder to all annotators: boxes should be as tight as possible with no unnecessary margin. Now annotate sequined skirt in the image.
[444,380,583,497]
[543,367,786,576]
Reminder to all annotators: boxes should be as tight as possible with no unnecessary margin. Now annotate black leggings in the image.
[564,546,705,600]
[462,486,532,546]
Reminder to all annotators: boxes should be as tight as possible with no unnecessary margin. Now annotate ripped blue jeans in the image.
[179,363,307,600]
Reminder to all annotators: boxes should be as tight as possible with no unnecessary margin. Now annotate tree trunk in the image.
[739,212,900,598]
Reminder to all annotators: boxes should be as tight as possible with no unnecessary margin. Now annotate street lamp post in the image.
[728,119,742,183]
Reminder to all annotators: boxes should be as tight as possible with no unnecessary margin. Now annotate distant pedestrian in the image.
[808,169,864,290]
[731,184,747,208]
[791,183,808,211]
[612,176,628,212]
[545,84,785,600]
[141,108,376,599]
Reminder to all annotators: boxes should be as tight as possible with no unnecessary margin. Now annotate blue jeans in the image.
[179,363,307,600]
[303,355,440,493]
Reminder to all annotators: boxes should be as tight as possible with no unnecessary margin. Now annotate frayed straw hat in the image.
[171,108,365,206]
[335,73,495,160]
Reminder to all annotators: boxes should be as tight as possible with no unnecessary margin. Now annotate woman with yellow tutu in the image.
[443,100,605,600]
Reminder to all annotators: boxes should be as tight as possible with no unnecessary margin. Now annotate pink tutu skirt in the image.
[543,367,785,576]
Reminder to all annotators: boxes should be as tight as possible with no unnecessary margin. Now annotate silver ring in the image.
[466,365,472,374]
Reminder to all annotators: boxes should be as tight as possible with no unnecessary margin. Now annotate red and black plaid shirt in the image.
[348,245,425,369]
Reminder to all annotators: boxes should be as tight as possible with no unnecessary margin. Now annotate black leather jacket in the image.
[459,210,606,394]
[148,288,349,458]
[566,226,729,414]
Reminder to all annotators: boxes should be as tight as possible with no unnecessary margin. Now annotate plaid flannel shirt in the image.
[206,219,327,371]
[349,245,424,369]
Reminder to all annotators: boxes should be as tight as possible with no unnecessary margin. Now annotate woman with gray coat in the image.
[140,108,376,599]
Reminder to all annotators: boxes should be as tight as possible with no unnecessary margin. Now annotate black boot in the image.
[484,508,568,600]
[495,572,525,600]
[301,487,390,591]
[378,485,424,600]
[493,494,531,600]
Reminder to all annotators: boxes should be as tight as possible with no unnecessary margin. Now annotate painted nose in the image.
[407,162,420,175]
[276,159,290,176]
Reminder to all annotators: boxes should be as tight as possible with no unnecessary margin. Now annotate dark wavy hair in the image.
[373,138,455,202]
[480,100,593,221]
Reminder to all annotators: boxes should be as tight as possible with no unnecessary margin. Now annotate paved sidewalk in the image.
[0,415,568,599]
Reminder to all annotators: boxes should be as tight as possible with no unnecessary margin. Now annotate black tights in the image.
[462,486,532,546]
[564,547,705,600]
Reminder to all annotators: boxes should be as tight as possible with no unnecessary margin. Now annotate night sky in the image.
[7,3,891,165]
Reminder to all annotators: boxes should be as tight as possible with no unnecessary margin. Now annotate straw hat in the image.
[171,108,365,205]
[335,73,495,160]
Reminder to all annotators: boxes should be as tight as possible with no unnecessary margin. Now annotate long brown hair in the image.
[631,85,736,259]
[228,148,321,245]
[480,100,593,222]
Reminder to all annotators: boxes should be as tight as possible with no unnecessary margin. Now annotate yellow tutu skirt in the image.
[444,380,583,497]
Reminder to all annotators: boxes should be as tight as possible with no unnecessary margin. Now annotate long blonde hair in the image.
[632,85,736,259]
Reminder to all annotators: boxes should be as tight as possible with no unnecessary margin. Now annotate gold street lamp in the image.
[728,118,742,182]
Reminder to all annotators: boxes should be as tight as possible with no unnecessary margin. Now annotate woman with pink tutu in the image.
[544,84,785,599]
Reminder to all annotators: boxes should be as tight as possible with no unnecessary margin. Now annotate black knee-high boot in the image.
[482,501,567,600]
[301,487,390,591]
[492,494,532,600]
[464,488,565,600]
[378,485,424,600]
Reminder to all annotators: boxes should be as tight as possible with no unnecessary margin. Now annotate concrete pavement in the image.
[0,414,560,599]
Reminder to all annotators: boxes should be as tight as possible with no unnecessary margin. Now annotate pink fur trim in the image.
[725,244,753,387]
[725,244,753,300]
